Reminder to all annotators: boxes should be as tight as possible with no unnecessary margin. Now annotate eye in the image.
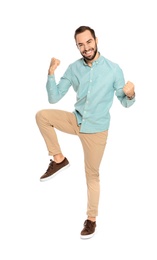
[87,40,92,44]
[78,44,83,48]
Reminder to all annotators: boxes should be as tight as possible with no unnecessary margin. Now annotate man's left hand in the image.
[123,81,135,98]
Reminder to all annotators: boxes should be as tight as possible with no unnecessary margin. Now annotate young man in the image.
[36,26,135,239]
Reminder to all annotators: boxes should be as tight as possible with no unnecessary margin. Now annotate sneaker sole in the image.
[40,164,70,182]
[80,230,97,239]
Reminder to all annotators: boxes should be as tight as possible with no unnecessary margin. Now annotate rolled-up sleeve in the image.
[46,66,72,104]
[114,65,135,108]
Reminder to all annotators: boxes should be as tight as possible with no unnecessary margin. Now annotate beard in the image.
[81,44,98,61]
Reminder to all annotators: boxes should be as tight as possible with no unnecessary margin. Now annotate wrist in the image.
[126,93,135,100]
[48,69,55,75]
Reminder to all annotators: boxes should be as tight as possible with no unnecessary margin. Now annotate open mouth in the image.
[84,49,93,56]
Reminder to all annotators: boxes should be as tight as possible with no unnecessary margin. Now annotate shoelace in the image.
[46,159,54,173]
[84,220,94,232]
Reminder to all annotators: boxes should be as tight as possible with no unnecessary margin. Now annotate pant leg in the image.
[78,130,108,217]
[35,109,77,156]
[36,108,108,217]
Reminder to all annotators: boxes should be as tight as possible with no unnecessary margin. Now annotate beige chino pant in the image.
[36,109,108,217]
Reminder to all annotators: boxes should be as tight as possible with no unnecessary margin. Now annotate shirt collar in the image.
[82,52,102,66]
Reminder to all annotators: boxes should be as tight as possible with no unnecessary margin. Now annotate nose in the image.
[84,44,89,51]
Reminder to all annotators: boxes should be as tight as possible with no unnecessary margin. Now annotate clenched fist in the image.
[123,81,135,98]
[48,58,60,75]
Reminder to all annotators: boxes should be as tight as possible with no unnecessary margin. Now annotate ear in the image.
[96,37,98,44]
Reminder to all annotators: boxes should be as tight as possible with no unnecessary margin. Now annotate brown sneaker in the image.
[40,157,70,182]
[80,219,96,239]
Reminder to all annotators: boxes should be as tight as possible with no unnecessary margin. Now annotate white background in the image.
[0,0,157,259]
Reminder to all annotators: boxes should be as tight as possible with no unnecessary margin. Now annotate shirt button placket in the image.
[83,67,93,123]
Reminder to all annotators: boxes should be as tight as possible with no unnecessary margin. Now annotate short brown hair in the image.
[74,26,96,40]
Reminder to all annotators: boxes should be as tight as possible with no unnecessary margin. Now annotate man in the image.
[36,26,135,239]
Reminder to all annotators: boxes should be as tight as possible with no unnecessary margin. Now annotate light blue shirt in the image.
[46,54,135,133]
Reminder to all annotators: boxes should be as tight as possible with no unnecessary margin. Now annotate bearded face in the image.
[76,30,99,63]
[80,42,98,61]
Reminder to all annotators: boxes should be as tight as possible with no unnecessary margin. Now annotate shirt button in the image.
[88,90,90,93]
[90,80,92,82]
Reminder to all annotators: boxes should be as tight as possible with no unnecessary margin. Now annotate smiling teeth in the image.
[86,50,92,54]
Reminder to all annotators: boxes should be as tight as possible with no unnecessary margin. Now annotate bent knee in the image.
[35,109,46,123]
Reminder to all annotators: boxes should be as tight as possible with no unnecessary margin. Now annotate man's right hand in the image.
[48,58,60,75]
